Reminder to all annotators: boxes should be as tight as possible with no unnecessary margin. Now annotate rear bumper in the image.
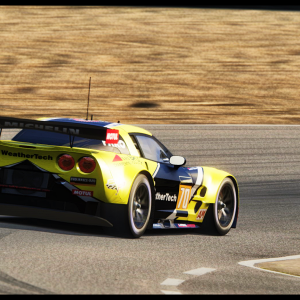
[0,159,117,227]
[0,203,113,227]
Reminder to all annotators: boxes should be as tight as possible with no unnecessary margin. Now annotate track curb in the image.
[239,255,300,278]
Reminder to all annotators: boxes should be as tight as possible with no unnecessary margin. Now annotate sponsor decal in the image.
[72,189,93,197]
[1,150,53,160]
[106,178,119,195]
[2,121,79,135]
[155,192,177,202]
[176,184,192,210]
[177,224,197,228]
[70,177,96,185]
[153,223,197,229]
[112,155,143,166]
[106,179,118,191]
[113,155,123,162]
[106,129,119,144]
[102,140,126,150]
[196,209,207,221]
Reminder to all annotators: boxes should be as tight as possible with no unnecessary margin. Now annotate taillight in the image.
[78,157,96,173]
[58,154,75,171]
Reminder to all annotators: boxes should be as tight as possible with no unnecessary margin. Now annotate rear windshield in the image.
[11,129,130,155]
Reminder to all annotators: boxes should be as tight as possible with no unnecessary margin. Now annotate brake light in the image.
[58,154,75,171]
[78,157,96,173]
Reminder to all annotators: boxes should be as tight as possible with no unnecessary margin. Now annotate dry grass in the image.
[0,6,300,124]
[256,259,300,277]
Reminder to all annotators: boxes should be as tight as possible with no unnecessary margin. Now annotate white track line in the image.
[160,267,216,294]
[160,278,185,286]
[184,267,216,276]
[238,255,300,278]
[160,278,184,295]
[161,289,182,295]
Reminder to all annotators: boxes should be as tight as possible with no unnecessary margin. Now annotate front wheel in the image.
[200,177,237,236]
[127,174,152,238]
[213,177,237,235]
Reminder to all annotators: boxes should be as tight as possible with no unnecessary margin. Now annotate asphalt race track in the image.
[0,125,299,294]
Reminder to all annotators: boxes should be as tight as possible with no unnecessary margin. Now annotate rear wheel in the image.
[127,174,152,238]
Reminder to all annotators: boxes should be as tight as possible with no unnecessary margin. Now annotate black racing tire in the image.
[200,177,237,236]
[127,174,152,238]
[213,177,237,235]
[102,174,152,238]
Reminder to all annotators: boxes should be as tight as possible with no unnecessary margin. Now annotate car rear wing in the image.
[0,116,119,147]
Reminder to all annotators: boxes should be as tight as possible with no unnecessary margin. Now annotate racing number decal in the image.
[176,184,192,210]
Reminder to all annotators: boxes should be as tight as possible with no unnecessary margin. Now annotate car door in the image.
[131,134,194,220]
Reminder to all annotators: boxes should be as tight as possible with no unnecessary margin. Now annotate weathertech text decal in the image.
[1,150,53,160]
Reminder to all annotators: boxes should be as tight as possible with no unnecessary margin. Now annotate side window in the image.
[130,135,141,157]
[135,135,169,163]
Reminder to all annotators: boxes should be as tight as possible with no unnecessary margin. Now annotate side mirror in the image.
[170,156,186,168]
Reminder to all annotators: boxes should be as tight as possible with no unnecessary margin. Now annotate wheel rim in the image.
[216,183,235,228]
[132,183,150,229]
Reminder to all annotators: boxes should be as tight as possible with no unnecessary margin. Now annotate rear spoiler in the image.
[0,116,119,147]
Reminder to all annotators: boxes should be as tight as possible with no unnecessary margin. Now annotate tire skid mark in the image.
[0,232,14,240]
[0,223,52,293]
[0,270,53,294]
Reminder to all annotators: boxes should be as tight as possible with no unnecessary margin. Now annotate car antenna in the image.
[86,77,91,120]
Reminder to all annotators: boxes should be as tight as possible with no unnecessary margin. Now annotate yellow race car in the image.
[0,116,239,238]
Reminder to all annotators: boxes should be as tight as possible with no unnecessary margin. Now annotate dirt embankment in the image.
[0,6,300,124]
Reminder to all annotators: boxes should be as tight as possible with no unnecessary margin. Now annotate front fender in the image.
[198,167,239,205]
[198,166,239,228]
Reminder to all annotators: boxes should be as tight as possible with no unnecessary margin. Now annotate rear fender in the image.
[102,154,152,205]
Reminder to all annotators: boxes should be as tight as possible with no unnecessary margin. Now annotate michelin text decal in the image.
[3,121,79,135]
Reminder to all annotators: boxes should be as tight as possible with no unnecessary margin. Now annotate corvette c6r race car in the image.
[0,116,239,238]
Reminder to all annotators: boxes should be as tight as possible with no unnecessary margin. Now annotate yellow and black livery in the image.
[0,116,239,238]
